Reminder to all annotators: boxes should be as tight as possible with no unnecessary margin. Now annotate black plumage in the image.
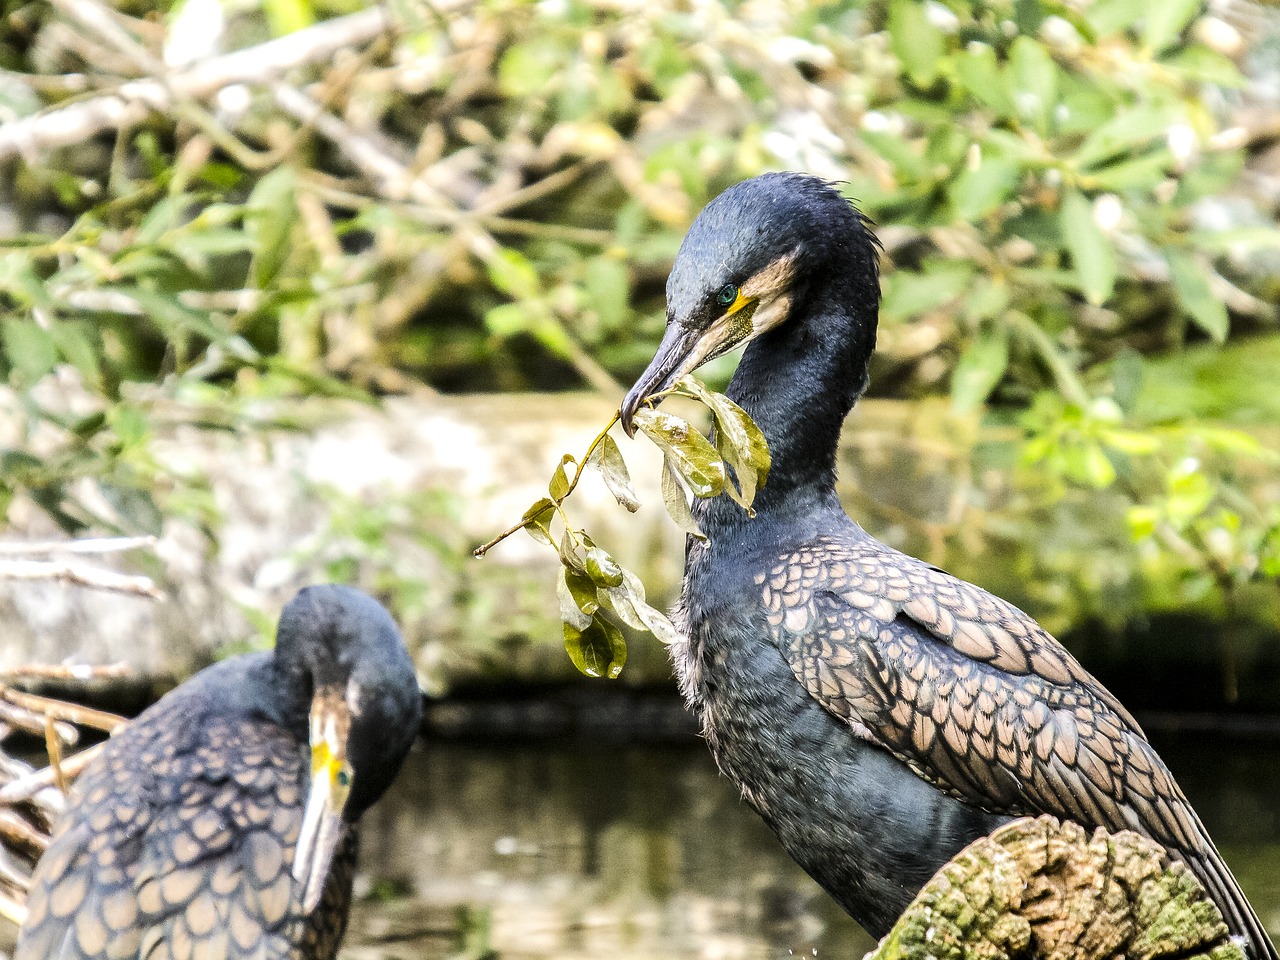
[619,172,1276,957]
[17,584,422,960]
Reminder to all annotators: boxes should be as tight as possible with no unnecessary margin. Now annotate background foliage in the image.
[1,0,1278,693]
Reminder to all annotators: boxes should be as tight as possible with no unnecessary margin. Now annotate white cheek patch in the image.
[750,292,792,337]
[740,250,799,340]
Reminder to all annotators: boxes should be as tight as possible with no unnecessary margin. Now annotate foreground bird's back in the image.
[752,525,1272,954]
[17,657,355,960]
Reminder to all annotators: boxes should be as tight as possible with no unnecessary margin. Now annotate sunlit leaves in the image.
[951,329,1009,413]
[245,165,297,288]
[1061,190,1116,306]
[632,408,725,498]
[2,320,58,385]
[888,0,943,88]
[675,376,770,512]
[587,435,639,512]
[1167,252,1229,343]
[563,618,626,679]
[477,376,771,678]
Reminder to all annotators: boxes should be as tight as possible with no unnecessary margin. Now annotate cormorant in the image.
[619,172,1276,957]
[16,584,423,960]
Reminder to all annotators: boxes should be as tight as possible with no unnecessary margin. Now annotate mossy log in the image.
[870,816,1245,960]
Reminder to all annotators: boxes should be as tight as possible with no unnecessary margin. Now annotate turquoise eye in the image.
[337,769,351,788]
[717,283,738,306]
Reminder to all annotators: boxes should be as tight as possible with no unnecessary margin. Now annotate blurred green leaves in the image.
[2,0,1277,663]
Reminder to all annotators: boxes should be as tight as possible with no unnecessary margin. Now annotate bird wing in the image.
[17,715,351,960]
[759,534,1198,851]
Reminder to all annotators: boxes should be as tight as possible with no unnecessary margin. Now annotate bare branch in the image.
[0,536,156,556]
[0,559,162,599]
[0,6,409,160]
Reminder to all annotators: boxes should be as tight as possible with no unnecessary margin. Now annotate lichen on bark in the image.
[869,816,1245,960]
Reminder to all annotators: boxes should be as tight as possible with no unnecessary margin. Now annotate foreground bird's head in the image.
[273,584,422,912]
[620,173,880,435]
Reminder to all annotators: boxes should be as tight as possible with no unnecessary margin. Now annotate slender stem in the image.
[473,412,621,557]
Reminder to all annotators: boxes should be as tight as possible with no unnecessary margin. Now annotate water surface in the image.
[342,721,1280,959]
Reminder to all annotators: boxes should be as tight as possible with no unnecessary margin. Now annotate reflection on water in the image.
[342,721,1280,960]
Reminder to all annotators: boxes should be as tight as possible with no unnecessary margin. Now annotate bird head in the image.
[273,584,422,913]
[620,173,878,436]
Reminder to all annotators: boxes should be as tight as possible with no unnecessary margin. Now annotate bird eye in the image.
[337,768,352,788]
[717,283,738,306]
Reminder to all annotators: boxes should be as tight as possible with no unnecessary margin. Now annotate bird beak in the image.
[619,321,705,437]
[294,687,353,914]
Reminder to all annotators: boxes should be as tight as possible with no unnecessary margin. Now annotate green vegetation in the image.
[1,0,1278,685]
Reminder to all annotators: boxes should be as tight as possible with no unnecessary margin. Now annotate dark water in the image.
[341,721,1280,960]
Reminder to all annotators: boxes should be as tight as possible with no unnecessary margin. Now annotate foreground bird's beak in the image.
[619,321,704,437]
[294,689,353,914]
[620,291,764,437]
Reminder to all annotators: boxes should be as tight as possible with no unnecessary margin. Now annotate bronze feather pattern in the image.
[17,712,356,960]
[757,535,1247,915]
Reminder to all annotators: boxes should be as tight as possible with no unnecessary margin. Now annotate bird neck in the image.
[696,300,873,537]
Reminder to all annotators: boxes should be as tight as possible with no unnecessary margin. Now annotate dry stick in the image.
[0,662,129,681]
[0,536,155,556]
[0,7,396,159]
[0,702,77,746]
[0,559,162,599]
[43,718,68,796]
[0,886,28,928]
[0,688,126,734]
[0,814,48,855]
[0,743,104,805]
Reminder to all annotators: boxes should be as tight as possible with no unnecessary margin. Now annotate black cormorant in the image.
[619,172,1276,958]
[16,584,422,960]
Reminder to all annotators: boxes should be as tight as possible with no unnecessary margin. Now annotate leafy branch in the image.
[473,376,770,679]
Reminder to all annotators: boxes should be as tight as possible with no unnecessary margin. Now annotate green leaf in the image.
[557,567,593,630]
[1167,252,1228,342]
[632,407,725,499]
[949,157,1021,222]
[1141,0,1200,55]
[563,616,626,679]
[245,166,298,287]
[1166,467,1214,524]
[955,44,1010,114]
[0,253,53,309]
[1061,190,1116,305]
[584,257,630,327]
[262,0,314,35]
[549,454,575,500]
[498,38,563,98]
[605,568,682,645]
[951,329,1009,412]
[564,567,600,616]
[1084,0,1145,36]
[888,0,943,87]
[2,319,58,384]
[484,302,533,338]
[587,434,640,512]
[486,248,541,300]
[880,265,974,322]
[661,458,705,540]
[521,497,556,545]
[1075,108,1179,169]
[584,546,624,587]
[48,321,101,386]
[676,377,770,509]
[1008,37,1058,135]
[557,528,584,571]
